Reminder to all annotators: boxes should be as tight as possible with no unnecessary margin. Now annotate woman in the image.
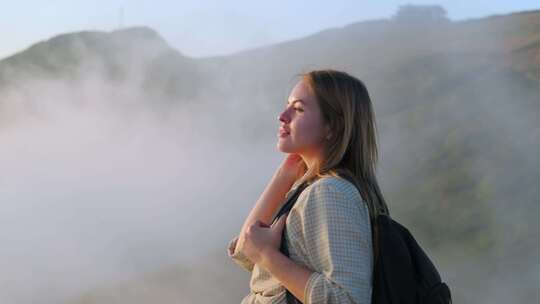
[227,69,389,303]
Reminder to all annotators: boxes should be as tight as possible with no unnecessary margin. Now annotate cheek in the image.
[294,118,325,143]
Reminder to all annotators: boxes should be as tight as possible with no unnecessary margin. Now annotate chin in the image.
[276,141,295,153]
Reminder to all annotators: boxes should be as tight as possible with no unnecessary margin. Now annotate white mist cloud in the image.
[0,62,285,303]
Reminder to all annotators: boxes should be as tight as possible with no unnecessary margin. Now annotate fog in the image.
[376,25,540,303]
[0,63,291,303]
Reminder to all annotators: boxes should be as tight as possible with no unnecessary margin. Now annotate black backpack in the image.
[271,172,452,304]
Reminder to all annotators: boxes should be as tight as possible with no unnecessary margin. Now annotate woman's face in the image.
[277,80,329,158]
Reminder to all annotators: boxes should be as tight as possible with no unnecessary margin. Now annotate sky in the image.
[1,0,539,59]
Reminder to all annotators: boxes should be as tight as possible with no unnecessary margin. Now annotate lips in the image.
[279,127,290,135]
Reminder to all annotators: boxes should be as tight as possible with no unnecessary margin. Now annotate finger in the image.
[272,214,288,230]
[260,221,271,228]
[249,220,261,232]
[253,220,271,228]
[270,215,282,227]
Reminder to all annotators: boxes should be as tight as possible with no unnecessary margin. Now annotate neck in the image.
[300,150,323,172]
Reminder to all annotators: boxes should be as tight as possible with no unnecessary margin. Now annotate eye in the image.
[294,107,303,112]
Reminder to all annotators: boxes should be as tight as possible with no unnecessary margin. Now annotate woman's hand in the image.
[236,213,288,265]
[277,153,307,183]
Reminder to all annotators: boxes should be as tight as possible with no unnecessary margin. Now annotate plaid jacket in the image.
[228,176,373,304]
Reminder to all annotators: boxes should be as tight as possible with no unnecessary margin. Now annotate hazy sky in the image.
[1,0,539,59]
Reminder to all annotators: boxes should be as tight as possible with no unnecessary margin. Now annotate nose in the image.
[278,108,290,124]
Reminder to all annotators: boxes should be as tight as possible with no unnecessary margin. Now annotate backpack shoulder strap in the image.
[271,180,309,225]
[274,180,309,304]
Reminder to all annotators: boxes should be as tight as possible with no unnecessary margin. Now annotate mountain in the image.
[0,26,205,102]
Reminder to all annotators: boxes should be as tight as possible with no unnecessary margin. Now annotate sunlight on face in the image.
[277,79,328,159]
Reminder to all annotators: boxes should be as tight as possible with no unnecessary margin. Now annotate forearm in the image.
[260,248,313,303]
[239,168,295,236]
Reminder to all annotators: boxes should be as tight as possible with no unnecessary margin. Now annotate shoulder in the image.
[291,175,372,242]
[308,176,362,201]
[297,176,365,211]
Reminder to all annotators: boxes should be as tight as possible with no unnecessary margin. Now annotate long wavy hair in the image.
[292,69,390,261]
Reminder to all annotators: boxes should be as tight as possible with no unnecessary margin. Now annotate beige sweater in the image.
[227,176,374,304]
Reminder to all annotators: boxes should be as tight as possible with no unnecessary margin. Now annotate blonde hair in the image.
[292,69,390,258]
